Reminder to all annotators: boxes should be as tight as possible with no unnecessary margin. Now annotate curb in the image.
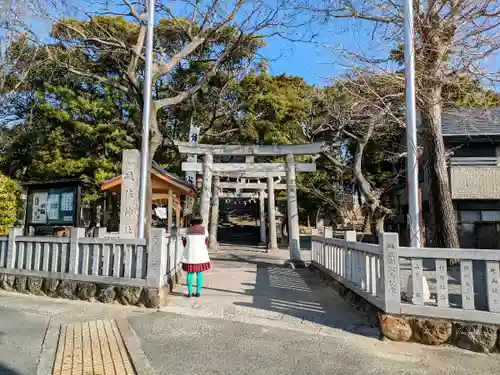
[36,318,60,375]
[116,318,157,375]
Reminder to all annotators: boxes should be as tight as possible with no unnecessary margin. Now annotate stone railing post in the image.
[324,227,333,238]
[69,228,86,274]
[344,231,356,283]
[379,232,400,313]
[323,227,333,268]
[6,227,22,269]
[96,227,107,238]
[146,228,167,288]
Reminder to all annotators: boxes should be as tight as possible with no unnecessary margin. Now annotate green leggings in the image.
[186,272,204,294]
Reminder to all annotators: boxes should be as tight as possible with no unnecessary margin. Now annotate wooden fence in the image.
[311,231,500,325]
[0,227,183,290]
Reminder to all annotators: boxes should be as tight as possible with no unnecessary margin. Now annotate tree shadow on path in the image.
[0,334,22,375]
[0,364,21,375]
[207,254,380,339]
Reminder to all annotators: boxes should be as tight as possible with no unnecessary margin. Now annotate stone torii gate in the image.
[217,180,286,246]
[176,141,324,266]
[216,171,288,251]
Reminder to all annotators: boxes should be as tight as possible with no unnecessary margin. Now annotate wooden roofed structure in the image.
[101,162,196,201]
[101,162,196,231]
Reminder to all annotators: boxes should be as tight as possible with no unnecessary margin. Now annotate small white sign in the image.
[188,126,201,145]
[155,207,167,219]
[185,125,201,186]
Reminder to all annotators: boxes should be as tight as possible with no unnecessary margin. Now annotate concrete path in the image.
[1,245,500,374]
[160,245,376,337]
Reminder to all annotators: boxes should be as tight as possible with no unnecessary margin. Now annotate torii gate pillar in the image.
[200,153,213,227]
[267,176,278,251]
[285,153,304,267]
[209,175,220,251]
[258,189,266,245]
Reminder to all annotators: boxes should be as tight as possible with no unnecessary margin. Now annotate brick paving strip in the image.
[52,320,136,375]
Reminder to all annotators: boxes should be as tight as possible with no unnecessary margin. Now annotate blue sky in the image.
[9,0,387,88]
[7,0,498,89]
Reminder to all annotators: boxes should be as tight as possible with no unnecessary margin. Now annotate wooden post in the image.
[175,196,181,231]
[200,153,213,226]
[259,189,266,245]
[285,153,303,266]
[209,175,220,251]
[267,177,278,251]
[167,189,173,233]
[102,192,109,228]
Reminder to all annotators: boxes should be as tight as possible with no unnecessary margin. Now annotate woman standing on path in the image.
[181,215,211,297]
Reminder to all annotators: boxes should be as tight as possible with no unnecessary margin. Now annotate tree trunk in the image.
[421,86,460,249]
[315,206,321,227]
[362,210,372,233]
[374,210,385,234]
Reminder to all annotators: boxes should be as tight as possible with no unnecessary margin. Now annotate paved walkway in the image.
[1,245,500,375]
[161,245,377,337]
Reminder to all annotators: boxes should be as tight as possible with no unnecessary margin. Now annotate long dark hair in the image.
[191,215,203,226]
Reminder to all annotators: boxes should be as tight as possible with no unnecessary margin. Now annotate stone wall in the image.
[380,314,500,353]
[0,270,184,308]
[309,263,500,354]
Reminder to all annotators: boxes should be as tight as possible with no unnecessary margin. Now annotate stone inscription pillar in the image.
[119,149,140,238]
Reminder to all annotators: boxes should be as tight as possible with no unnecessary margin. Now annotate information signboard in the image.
[28,187,76,225]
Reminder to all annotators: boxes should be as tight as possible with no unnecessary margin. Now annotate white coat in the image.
[181,226,211,264]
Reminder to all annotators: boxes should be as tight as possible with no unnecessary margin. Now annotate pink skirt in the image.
[182,262,211,273]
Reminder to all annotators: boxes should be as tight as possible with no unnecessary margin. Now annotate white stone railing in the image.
[311,231,500,325]
[311,232,386,310]
[0,227,182,290]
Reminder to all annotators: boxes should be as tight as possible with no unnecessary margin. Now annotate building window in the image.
[459,210,500,222]
[459,210,480,222]
[481,211,500,222]
[452,144,495,158]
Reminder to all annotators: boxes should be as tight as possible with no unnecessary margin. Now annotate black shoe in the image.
[186,293,193,298]
[194,293,200,298]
